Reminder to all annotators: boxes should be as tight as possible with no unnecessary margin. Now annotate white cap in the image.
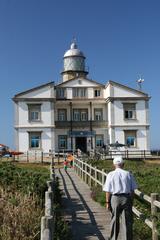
[113,156,124,165]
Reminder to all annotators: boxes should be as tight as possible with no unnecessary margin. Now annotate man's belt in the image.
[113,193,130,196]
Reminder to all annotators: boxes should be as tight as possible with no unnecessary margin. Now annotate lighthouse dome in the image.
[64,42,85,58]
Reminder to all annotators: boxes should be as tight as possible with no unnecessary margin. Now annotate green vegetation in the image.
[0,162,71,240]
[0,162,49,240]
[88,159,160,240]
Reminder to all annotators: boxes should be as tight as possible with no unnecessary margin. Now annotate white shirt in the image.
[103,168,137,194]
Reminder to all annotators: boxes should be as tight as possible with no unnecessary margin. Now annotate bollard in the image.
[47,180,53,192]
[41,216,54,240]
[45,191,53,216]
[50,165,55,181]
[151,193,159,240]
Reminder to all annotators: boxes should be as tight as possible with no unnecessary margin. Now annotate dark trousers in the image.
[110,194,133,240]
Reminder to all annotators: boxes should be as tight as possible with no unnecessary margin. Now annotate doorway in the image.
[75,137,87,153]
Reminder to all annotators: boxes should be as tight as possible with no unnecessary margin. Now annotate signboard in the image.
[68,130,95,137]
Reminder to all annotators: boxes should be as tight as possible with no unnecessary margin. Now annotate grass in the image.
[87,159,160,239]
[0,162,49,240]
[0,162,72,240]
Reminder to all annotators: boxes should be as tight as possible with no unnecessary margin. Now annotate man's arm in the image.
[106,192,111,210]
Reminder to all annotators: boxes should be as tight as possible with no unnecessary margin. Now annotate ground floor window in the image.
[124,130,137,147]
[95,135,103,147]
[29,132,41,148]
[58,135,67,149]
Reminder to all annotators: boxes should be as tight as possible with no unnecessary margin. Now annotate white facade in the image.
[13,42,150,153]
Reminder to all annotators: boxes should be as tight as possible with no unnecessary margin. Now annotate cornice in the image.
[13,98,56,102]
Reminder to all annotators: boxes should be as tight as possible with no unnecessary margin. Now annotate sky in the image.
[0,0,160,149]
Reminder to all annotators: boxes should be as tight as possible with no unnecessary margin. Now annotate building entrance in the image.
[75,137,87,153]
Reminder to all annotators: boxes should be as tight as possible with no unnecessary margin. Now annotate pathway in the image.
[56,168,123,240]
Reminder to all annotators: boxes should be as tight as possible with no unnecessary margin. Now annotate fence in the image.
[73,157,160,240]
[12,149,159,163]
[93,149,152,160]
[40,159,55,240]
[14,151,65,164]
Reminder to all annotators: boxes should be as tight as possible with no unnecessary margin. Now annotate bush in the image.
[0,162,49,240]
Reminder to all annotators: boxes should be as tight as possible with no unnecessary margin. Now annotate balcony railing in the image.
[55,120,108,128]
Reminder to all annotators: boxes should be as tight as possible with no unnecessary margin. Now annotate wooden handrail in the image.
[73,157,160,240]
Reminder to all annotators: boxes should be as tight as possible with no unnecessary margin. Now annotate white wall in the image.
[113,126,149,150]
[60,78,101,88]
[18,128,52,152]
[20,85,54,98]
[113,100,147,125]
[113,86,142,98]
[18,101,52,126]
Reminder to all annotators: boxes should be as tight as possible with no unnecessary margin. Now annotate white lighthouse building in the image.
[13,41,150,153]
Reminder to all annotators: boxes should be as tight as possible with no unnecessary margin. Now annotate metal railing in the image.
[73,157,160,240]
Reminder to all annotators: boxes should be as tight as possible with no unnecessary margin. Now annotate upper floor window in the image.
[28,104,41,122]
[123,103,136,120]
[94,108,103,121]
[73,109,88,121]
[73,88,86,98]
[56,88,65,98]
[58,109,67,121]
[29,132,41,149]
[124,130,137,147]
[94,89,101,97]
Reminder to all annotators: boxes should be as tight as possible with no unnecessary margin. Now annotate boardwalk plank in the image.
[56,168,123,240]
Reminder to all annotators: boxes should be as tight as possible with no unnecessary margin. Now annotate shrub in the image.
[0,162,49,240]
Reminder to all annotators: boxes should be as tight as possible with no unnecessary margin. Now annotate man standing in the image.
[103,156,137,240]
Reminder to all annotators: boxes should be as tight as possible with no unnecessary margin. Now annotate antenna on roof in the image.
[136,74,144,91]
[73,36,76,43]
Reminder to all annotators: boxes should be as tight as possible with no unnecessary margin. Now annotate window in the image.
[58,109,67,121]
[123,103,136,120]
[95,135,103,147]
[94,89,101,97]
[73,110,80,121]
[29,132,41,149]
[73,109,88,121]
[94,108,103,121]
[56,88,65,98]
[81,110,87,121]
[58,135,67,149]
[28,104,41,122]
[73,88,86,98]
[124,130,137,147]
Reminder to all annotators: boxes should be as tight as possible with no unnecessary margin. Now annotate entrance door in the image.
[75,137,87,153]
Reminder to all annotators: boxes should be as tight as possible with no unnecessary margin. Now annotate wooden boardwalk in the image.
[56,168,123,240]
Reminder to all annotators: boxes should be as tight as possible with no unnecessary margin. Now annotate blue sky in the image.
[0,0,160,149]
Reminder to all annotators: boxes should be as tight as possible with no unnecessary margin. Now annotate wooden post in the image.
[47,181,53,192]
[85,164,87,184]
[41,151,43,163]
[51,154,54,167]
[35,151,37,161]
[58,153,60,165]
[27,151,29,163]
[41,216,54,240]
[45,191,53,216]
[82,161,84,180]
[89,165,92,187]
[151,193,159,240]
[95,167,97,186]
[102,169,105,187]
